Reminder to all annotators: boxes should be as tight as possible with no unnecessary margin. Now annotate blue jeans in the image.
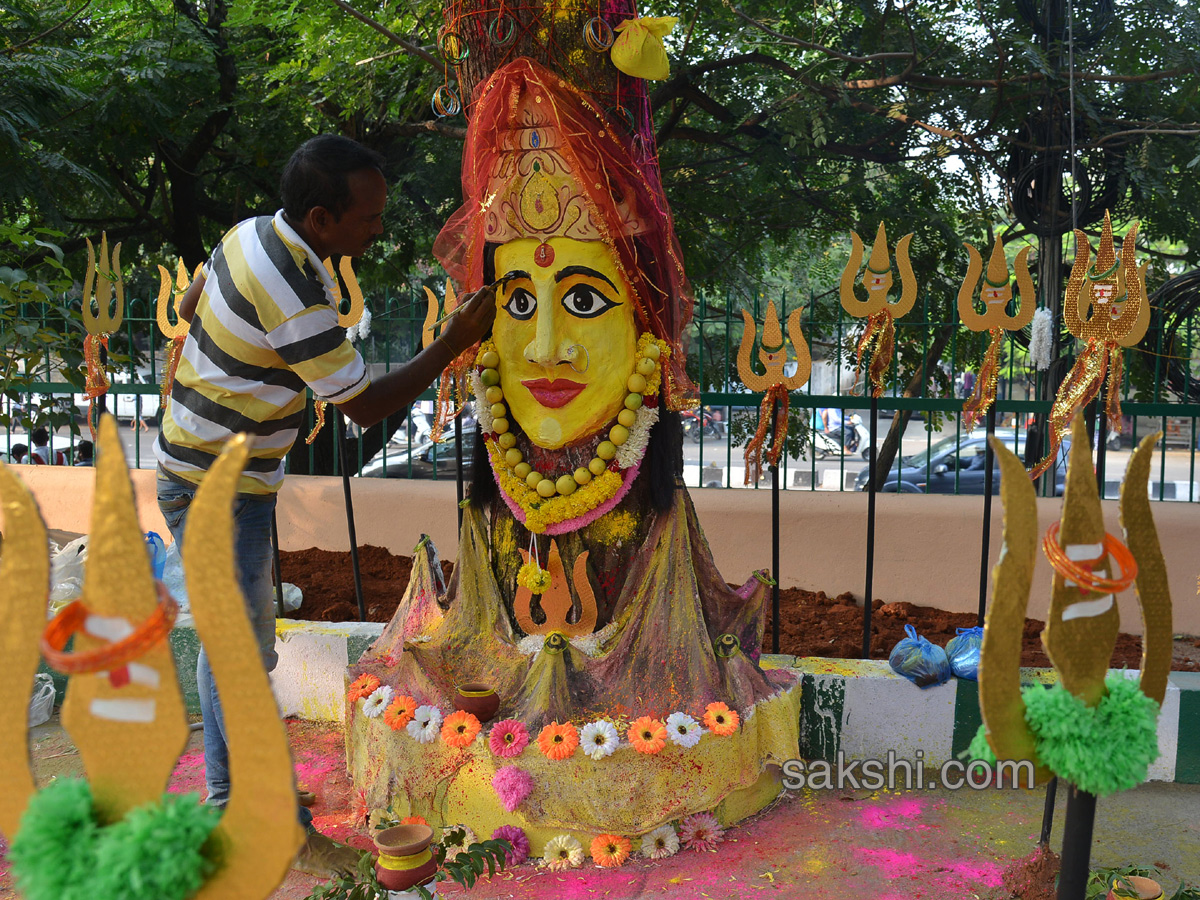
[157,471,313,830]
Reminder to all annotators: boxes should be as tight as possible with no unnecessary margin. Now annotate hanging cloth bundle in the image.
[743,384,790,485]
[962,327,1004,432]
[854,310,896,398]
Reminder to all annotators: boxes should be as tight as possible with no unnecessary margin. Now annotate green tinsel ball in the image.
[10,778,221,900]
[1023,673,1160,797]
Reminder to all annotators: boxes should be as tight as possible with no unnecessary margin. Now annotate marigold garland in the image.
[347,673,381,703]
[703,702,739,736]
[517,558,553,593]
[383,694,418,731]
[627,716,667,754]
[536,721,579,760]
[591,833,632,867]
[442,710,482,748]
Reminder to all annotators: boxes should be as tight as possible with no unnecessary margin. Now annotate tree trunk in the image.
[873,325,956,490]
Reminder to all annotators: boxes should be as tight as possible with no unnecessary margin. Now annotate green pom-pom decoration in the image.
[9,778,98,900]
[964,724,998,767]
[1023,673,1160,797]
[10,778,221,900]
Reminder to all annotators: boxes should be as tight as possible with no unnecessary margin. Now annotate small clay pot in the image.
[454,683,500,722]
[1106,876,1163,900]
[373,824,437,892]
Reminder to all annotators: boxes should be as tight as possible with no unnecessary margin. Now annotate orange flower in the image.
[401,815,428,826]
[442,710,482,748]
[348,673,381,703]
[703,702,739,736]
[536,721,579,760]
[627,716,667,754]
[590,833,632,867]
[383,695,418,731]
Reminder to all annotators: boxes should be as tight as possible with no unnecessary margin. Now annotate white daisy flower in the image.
[580,720,619,760]
[441,824,476,861]
[640,824,680,860]
[406,704,443,743]
[666,712,702,748]
[540,834,584,871]
[362,685,394,718]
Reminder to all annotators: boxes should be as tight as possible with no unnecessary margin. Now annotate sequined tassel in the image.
[855,310,896,398]
[1105,348,1125,432]
[160,335,186,405]
[963,328,1004,432]
[431,343,478,442]
[83,333,110,441]
[743,384,790,485]
[304,400,327,445]
[1029,342,1108,479]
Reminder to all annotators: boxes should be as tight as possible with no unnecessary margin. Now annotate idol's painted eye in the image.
[503,288,537,320]
[561,285,618,319]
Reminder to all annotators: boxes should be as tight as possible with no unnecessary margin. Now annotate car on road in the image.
[359,422,477,480]
[853,429,1068,495]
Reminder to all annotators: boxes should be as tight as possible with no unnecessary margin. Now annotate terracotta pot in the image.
[454,683,500,722]
[1106,876,1163,900]
[373,824,437,892]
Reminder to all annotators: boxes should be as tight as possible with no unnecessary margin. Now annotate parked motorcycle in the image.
[813,414,873,460]
[683,407,724,442]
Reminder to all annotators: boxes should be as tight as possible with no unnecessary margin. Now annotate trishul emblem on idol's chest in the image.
[515,540,598,638]
[957,236,1036,429]
[839,222,917,397]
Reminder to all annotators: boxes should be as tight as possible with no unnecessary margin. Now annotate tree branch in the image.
[730,6,917,65]
[327,0,440,68]
[3,0,95,56]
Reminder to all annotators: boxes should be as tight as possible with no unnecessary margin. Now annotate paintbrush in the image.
[430,275,513,326]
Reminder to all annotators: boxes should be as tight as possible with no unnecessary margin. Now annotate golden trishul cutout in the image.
[514,540,598,638]
[978,415,1172,782]
[957,236,1036,430]
[839,222,917,397]
[421,280,474,442]
[1030,212,1147,478]
[0,416,303,898]
[737,300,811,483]
[81,234,126,440]
[156,260,203,404]
[304,256,365,444]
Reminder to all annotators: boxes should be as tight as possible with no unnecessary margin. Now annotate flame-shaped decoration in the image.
[514,540,597,637]
[82,233,125,440]
[0,416,302,897]
[957,237,1036,430]
[839,223,917,397]
[421,281,473,442]
[156,260,202,405]
[737,301,811,483]
[1030,212,1145,478]
[978,415,1172,780]
[304,257,366,444]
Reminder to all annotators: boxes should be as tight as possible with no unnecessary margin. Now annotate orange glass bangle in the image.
[41,580,178,675]
[1041,521,1138,594]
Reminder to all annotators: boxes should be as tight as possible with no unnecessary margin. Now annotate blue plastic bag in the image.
[144,531,167,580]
[888,624,951,688]
[946,626,984,681]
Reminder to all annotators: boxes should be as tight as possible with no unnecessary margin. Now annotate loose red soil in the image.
[280,546,1200,671]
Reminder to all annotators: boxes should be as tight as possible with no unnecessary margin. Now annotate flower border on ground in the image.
[536,721,579,760]
[679,812,724,852]
[541,834,584,870]
[491,825,530,866]
[628,716,667,754]
[640,824,680,859]
[347,673,380,703]
[591,833,632,867]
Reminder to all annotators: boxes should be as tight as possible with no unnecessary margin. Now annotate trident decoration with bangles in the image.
[0,415,303,900]
[839,222,917,398]
[305,256,365,444]
[1029,211,1146,479]
[957,236,1036,431]
[156,259,202,407]
[81,233,125,442]
[971,413,1171,794]
[737,300,811,484]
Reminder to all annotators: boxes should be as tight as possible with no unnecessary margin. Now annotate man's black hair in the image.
[31,427,48,446]
[77,440,94,460]
[11,443,27,462]
[280,135,386,222]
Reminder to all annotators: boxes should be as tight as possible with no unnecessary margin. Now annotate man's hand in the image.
[440,285,496,355]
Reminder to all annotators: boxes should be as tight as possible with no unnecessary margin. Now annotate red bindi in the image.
[534,242,555,268]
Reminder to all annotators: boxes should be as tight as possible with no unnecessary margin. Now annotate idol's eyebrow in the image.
[502,269,532,282]
[554,265,618,294]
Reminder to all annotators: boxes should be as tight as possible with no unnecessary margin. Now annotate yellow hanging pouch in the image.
[610,16,678,81]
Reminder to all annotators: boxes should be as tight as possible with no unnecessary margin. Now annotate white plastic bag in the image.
[282,583,303,613]
[161,539,190,612]
[48,535,88,611]
[28,673,56,727]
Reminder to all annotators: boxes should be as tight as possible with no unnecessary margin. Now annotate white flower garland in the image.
[1029,307,1053,371]
[471,369,493,433]
[613,404,659,470]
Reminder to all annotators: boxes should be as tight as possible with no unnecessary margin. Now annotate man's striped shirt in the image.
[155,211,369,494]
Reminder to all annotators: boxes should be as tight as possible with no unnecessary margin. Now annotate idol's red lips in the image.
[522,378,585,408]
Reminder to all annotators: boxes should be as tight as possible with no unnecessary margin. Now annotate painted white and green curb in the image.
[36,621,1200,785]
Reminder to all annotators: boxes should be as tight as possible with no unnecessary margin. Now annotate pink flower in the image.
[678,812,724,852]
[491,825,530,867]
[492,765,534,812]
[488,719,529,758]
